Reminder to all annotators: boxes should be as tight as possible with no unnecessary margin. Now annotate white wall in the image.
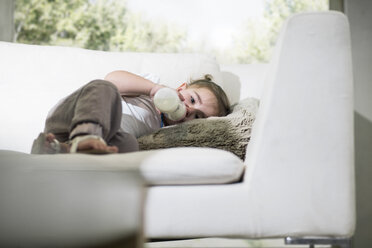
[345,1,372,247]
[0,0,14,42]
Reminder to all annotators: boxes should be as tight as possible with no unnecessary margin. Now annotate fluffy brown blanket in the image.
[137,98,259,160]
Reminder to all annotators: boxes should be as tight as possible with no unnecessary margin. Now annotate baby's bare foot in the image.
[31,133,118,154]
[31,133,67,154]
[75,137,118,154]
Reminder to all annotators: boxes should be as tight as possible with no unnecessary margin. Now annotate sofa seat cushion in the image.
[136,147,245,185]
[0,147,244,186]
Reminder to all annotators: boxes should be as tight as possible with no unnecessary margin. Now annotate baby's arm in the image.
[104,70,164,97]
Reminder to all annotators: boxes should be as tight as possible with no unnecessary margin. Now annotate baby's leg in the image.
[45,80,123,142]
[32,80,125,154]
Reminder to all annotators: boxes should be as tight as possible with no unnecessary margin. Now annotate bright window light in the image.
[14,0,329,64]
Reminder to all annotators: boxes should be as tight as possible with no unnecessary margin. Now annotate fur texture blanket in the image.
[137,98,259,160]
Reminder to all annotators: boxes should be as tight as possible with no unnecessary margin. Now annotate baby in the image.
[31,70,230,154]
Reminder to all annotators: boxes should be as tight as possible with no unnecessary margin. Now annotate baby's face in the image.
[163,86,218,125]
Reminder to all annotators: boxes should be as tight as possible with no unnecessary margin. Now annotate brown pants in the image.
[44,80,139,153]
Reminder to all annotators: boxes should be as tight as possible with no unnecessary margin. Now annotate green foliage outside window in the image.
[14,0,328,63]
[14,0,185,52]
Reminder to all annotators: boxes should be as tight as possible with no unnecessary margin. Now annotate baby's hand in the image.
[149,84,166,99]
[176,90,185,102]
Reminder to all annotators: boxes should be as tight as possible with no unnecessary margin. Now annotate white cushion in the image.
[221,64,268,103]
[137,148,245,185]
[0,147,245,185]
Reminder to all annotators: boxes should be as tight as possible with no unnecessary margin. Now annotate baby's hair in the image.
[189,74,230,116]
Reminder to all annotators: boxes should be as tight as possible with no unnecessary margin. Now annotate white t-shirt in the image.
[120,73,162,138]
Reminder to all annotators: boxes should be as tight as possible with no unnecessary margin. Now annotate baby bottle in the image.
[153,88,186,121]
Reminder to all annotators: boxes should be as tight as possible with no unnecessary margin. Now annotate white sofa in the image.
[0,12,355,247]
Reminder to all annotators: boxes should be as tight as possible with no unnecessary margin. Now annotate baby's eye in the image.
[191,96,195,104]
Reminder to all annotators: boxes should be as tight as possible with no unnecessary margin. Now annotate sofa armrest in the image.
[244,12,355,236]
[0,150,145,247]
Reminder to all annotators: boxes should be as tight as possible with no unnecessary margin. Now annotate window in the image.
[14,0,328,64]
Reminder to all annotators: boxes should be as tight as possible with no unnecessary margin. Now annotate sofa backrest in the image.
[0,42,223,153]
